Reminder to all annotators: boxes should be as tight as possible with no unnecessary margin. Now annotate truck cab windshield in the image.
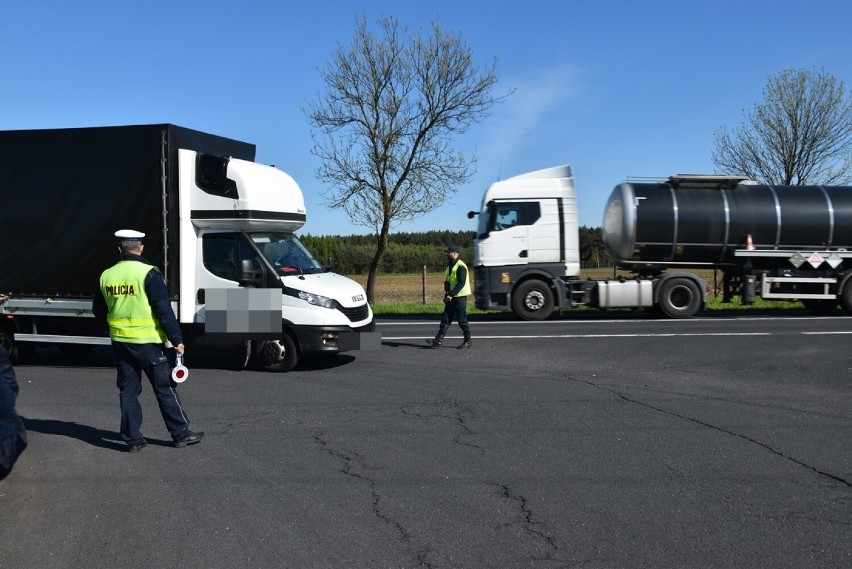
[249,232,324,275]
[485,201,541,233]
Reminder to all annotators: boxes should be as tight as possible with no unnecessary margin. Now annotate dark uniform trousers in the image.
[113,342,190,444]
[438,296,471,336]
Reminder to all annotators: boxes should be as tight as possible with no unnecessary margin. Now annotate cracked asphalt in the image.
[1,313,851,568]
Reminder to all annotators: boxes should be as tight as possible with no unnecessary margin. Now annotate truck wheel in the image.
[0,328,33,365]
[255,334,298,372]
[512,280,554,321]
[0,330,13,358]
[842,282,852,314]
[656,277,701,319]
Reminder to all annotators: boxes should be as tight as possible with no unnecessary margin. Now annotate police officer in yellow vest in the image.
[93,230,203,452]
[427,245,472,349]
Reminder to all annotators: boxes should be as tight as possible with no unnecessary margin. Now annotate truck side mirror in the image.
[467,211,479,219]
[238,259,264,287]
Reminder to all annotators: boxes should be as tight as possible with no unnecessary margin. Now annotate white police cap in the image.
[114,229,145,240]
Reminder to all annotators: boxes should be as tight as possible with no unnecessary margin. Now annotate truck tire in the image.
[255,334,298,372]
[656,277,701,319]
[0,327,33,365]
[842,281,852,314]
[0,329,14,359]
[512,280,554,321]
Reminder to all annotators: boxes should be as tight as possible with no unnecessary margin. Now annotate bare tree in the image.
[305,15,508,302]
[712,67,852,185]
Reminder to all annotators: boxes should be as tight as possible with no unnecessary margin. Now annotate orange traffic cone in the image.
[745,234,754,250]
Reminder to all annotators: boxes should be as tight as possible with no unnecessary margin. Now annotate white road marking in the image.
[376,315,852,340]
[382,332,773,340]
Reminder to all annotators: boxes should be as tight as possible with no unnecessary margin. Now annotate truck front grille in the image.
[338,303,370,323]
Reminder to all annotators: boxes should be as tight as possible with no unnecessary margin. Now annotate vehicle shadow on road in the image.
[383,341,440,349]
[21,417,128,451]
[295,354,357,371]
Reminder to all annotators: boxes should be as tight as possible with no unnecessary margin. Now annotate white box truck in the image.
[0,124,379,370]
[469,164,852,319]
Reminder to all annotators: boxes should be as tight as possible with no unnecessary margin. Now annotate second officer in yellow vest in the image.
[427,245,472,349]
[93,229,203,452]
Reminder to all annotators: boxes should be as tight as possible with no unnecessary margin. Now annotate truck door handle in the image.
[519,250,528,258]
[197,289,205,304]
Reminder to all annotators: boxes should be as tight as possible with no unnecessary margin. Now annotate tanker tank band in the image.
[666,174,752,189]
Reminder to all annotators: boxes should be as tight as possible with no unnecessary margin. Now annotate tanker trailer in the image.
[603,174,852,314]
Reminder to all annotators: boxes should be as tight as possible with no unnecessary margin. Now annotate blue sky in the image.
[3,1,851,236]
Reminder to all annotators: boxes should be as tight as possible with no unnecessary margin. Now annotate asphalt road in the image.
[1,312,851,568]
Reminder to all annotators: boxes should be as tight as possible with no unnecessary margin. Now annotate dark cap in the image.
[444,245,460,253]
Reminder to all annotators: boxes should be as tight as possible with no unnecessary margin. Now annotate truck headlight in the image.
[296,290,335,309]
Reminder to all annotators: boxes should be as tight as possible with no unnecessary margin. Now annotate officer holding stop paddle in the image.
[93,229,204,453]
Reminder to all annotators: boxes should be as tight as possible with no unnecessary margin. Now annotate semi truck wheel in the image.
[840,281,852,314]
[656,277,701,319]
[255,335,298,372]
[512,280,554,321]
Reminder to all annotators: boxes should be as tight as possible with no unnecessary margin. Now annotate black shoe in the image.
[174,431,205,448]
[426,333,444,348]
[128,440,148,453]
[457,338,472,349]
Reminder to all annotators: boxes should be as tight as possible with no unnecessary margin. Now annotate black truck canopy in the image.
[0,124,255,297]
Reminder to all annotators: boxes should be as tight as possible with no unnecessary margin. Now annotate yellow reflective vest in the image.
[100,261,167,344]
[445,259,472,297]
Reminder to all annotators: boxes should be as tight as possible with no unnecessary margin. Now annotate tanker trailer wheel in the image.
[656,277,701,319]
[842,281,852,314]
[512,280,554,321]
[254,334,298,372]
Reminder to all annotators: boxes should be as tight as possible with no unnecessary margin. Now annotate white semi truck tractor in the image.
[469,165,852,320]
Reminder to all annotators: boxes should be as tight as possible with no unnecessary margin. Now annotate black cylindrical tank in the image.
[602,176,852,264]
